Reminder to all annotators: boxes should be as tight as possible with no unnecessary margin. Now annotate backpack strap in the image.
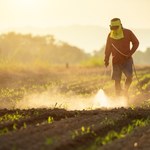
[111,43,128,57]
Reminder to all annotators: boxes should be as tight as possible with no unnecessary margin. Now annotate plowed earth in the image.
[0,67,150,150]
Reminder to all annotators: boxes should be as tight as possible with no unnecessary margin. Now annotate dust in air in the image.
[13,88,129,110]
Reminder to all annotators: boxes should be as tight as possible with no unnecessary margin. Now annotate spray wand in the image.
[100,66,108,89]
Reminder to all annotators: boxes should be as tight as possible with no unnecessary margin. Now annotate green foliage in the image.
[100,117,115,126]
[0,112,23,122]
[130,105,135,110]
[72,126,96,139]
[13,123,17,130]
[47,116,54,124]
[133,48,150,65]
[80,56,103,67]
[23,123,27,129]
[0,127,9,136]
[88,118,150,150]
[0,32,89,65]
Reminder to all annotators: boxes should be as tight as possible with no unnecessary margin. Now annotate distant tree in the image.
[0,32,90,65]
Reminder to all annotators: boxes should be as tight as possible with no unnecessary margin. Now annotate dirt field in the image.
[0,66,150,150]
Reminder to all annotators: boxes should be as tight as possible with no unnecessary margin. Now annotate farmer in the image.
[104,18,139,97]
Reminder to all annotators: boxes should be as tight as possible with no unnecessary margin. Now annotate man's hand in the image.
[126,52,132,58]
[105,61,109,67]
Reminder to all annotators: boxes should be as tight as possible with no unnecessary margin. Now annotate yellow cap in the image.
[110,19,121,27]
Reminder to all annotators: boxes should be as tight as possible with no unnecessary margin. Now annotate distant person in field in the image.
[104,18,139,97]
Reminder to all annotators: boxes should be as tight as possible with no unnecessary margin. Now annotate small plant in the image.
[0,127,9,136]
[100,130,121,145]
[90,117,150,148]
[100,117,115,126]
[13,123,17,130]
[47,116,54,124]
[72,126,96,139]
[0,112,24,123]
[34,111,39,116]
[23,122,27,129]
[130,104,135,110]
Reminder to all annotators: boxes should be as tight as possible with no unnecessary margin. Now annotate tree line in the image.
[0,32,90,65]
[0,32,149,67]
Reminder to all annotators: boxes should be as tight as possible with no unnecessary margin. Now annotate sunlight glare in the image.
[94,89,129,108]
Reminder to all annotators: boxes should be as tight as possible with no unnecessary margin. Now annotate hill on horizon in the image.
[1,25,150,54]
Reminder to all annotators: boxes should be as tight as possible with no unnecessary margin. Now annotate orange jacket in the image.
[104,28,139,64]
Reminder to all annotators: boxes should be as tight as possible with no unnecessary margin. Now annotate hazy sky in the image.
[0,0,150,29]
[0,0,150,53]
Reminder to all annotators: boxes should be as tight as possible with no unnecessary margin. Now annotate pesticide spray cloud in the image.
[0,87,129,110]
[93,89,128,108]
[14,88,129,110]
[15,90,94,110]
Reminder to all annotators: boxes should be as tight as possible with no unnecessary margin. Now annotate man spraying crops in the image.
[104,18,139,97]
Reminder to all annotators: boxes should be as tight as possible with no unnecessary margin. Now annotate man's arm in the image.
[104,35,112,67]
[128,30,139,56]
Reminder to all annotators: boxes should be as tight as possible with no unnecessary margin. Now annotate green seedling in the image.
[87,117,150,150]
[13,123,17,130]
[23,122,27,129]
[0,127,9,136]
[72,126,96,139]
[47,116,54,124]
[45,137,53,145]
[100,117,115,126]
